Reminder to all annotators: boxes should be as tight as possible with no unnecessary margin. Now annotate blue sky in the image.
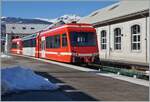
[2,1,118,19]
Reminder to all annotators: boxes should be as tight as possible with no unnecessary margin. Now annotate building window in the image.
[114,28,121,50]
[131,24,140,50]
[12,27,15,29]
[22,27,26,30]
[101,30,107,50]
[31,27,35,29]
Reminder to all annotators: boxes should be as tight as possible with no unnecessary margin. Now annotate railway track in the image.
[10,53,149,80]
[76,63,149,80]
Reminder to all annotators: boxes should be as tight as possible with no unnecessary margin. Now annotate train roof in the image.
[12,38,22,42]
[22,33,37,41]
[40,23,94,35]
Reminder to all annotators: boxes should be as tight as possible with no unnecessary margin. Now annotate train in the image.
[11,23,99,63]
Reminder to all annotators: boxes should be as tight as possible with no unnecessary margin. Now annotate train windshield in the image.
[70,32,96,46]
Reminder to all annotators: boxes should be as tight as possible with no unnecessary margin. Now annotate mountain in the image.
[1,15,81,33]
[1,14,81,25]
[1,17,52,24]
[35,14,81,24]
[34,14,81,30]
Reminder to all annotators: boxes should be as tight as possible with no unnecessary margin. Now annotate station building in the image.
[79,0,149,66]
[3,23,50,53]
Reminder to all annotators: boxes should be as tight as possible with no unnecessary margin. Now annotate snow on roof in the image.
[79,0,149,24]
[5,23,50,34]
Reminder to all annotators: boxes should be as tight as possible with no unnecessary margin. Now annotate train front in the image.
[69,23,99,63]
[11,38,22,54]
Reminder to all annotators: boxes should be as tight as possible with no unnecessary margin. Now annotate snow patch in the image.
[35,14,81,24]
[1,16,6,19]
[1,54,12,58]
[1,66,59,95]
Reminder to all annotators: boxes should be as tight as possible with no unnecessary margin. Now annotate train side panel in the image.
[22,47,36,56]
[22,34,37,57]
[39,27,72,62]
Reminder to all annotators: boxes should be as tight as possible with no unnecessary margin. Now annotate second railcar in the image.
[11,38,22,54]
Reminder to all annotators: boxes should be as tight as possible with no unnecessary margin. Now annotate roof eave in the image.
[93,9,149,27]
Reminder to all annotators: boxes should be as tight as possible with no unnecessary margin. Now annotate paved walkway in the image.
[1,54,149,101]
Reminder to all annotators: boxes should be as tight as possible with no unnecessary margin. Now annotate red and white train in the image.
[11,23,99,63]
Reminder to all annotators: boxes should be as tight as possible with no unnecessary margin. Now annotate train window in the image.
[54,35,60,48]
[70,32,96,46]
[62,33,67,47]
[46,36,53,48]
[46,36,50,48]
[46,35,60,48]
[114,28,121,50]
[32,38,36,47]
[12,43,17,48]
[41,40,45,50]
[23,40,29,47]
[23,38,36,47]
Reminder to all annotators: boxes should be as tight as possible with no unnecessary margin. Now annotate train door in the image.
[41,37,45,58]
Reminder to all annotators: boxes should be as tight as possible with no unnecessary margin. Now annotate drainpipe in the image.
[5,33,11,54]
[108,24,111,59]
[4,33,8,54]
[140,13,148,64]
[145,16,148,63]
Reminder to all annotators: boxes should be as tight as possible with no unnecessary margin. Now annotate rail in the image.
[84,63,149,80]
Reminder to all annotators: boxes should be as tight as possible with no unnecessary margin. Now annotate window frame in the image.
[114,28,122,50]
[131,24,141,52]
[23,38,36,48]
[62,33,68,47]
[70,32,96,47]
[46,34,60,49]
[100,30,107,50]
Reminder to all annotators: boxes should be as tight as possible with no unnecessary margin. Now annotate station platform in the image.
[1,54,149,101]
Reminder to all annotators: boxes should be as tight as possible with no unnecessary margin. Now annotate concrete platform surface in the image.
[1,54,149,101]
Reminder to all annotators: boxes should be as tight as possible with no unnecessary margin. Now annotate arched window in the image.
[101,30,107,50]
[131,25,140,50]
[114,28,121,50]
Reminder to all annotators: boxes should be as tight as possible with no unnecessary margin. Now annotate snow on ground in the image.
[1,53,12,58]
[1,66,59,95]
[96,73,149,87]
